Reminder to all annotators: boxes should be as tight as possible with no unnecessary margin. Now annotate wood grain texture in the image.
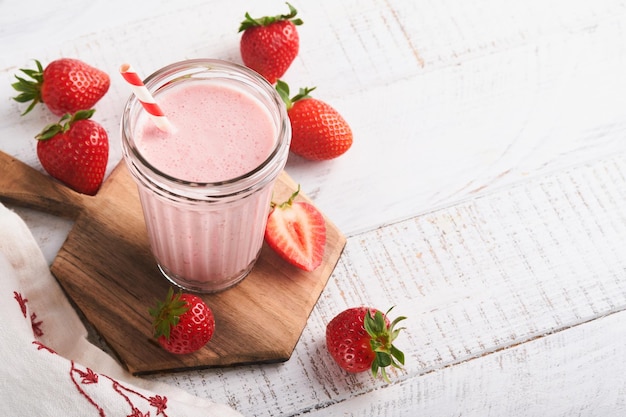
[0,152,346,374]
[0,152,93,219]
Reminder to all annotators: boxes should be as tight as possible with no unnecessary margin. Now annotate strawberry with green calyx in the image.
[12,58,110,116]
[35,109,109,196]
[149,288,215,355]
[239,2,303,84]
[326,306,407,382]
[264,185,326,271]
[276,80,353,160]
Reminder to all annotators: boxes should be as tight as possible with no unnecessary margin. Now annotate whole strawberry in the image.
[276,80,353,160]
[35,109,109,196]
[265,185,326,271]
[149,288,215,355]
[12,58,110,116]
[239,2,303,84]
[326,307,406,381]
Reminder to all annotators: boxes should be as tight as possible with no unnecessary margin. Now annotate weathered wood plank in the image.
[3,0,626,244]
[301,310,626,416]
[149,153,626,416]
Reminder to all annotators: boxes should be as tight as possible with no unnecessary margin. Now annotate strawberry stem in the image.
[271,184,301,209]
[364,307,407,382]
[238,2,303,32]
[149,288,189,340]
[11,59,45,116]
[276,80,316,110]
[35,109,96,141]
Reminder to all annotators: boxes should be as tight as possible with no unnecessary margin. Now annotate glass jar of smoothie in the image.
[121,59,291,293]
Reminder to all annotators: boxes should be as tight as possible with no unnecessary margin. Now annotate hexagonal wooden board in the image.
[0,151,346,375]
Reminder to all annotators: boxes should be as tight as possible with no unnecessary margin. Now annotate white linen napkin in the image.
[0,202,243,417]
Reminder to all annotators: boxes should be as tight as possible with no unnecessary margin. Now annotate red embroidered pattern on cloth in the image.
[13,291,27,316]
[13,290,171,416]
[13,291,43,336]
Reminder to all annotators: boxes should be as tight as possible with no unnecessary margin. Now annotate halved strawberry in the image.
[264,185,326,271]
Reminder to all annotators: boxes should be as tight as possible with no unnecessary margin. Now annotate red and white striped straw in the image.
[119,63,172,132]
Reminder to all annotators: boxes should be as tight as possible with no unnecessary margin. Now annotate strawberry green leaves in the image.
[364,307,407,382]
[149,287,190,341]
[149,288,215,355]
[11,59,45,115]
[36,109,96,140]
[238,2,303,32]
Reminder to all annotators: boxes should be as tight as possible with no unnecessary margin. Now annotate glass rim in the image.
[120,59,291,197]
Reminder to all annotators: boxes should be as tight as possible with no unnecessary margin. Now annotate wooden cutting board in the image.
[0,150,346,375]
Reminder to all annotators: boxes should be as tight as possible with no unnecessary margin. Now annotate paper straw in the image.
[119,63,172,132]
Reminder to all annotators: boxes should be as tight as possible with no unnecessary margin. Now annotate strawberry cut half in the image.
[264,185,326,271]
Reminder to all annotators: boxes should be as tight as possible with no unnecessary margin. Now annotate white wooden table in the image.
[2,0,626,415]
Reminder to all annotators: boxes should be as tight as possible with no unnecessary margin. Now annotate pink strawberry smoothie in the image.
[136,81,276,182]
[133,80,278,292]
